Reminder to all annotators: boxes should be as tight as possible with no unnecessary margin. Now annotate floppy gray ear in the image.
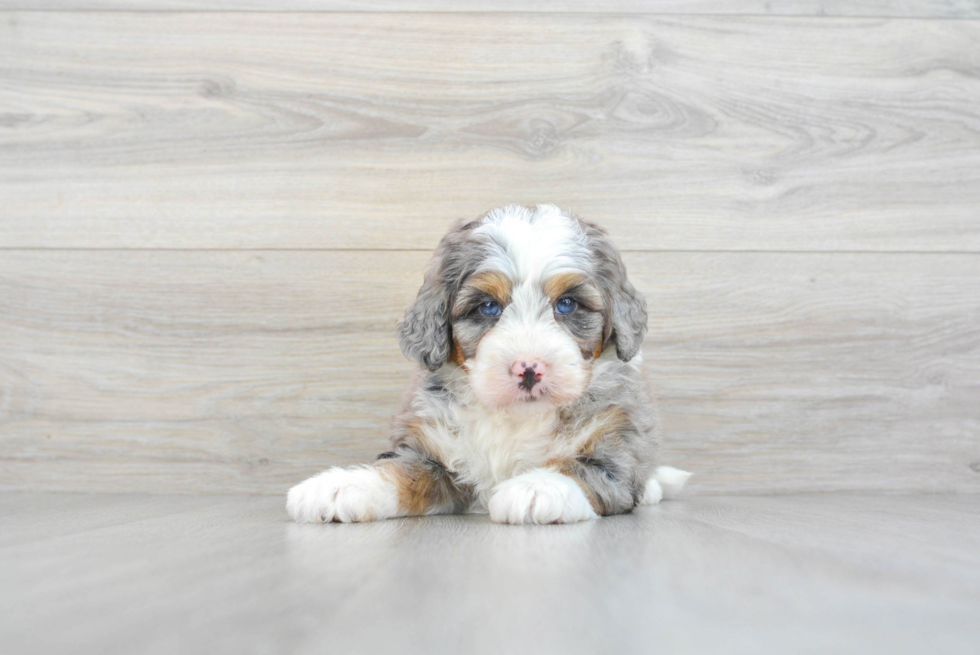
[397,259,452,371]
[607,270,647,362]
[583,221,648,362]
[396,219,478,371]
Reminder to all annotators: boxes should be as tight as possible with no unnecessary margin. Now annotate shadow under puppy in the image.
[288,204,690,525]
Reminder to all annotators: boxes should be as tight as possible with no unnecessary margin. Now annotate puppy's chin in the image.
[504,398,561,416]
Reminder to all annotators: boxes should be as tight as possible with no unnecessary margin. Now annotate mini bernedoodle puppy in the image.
[287,204,690,525]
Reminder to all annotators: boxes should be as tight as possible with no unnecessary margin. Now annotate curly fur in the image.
[288,205,689,525]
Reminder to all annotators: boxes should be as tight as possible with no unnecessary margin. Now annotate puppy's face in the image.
[398,205,647,410]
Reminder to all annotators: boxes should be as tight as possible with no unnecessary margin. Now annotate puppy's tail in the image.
[640,466,692,505]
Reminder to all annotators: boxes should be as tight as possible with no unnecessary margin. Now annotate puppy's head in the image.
[397,205,646,410]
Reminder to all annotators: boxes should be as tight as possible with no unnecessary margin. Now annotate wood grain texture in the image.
[3,493,980,655]
[1,1,978,16]
[1,250,977,495]
[2,13,980,251]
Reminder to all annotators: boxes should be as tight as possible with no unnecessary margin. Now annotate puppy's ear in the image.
[583,221,648,362]
[397,219,476,371]
[397,258,452,371]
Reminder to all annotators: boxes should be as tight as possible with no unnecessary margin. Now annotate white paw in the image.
[286,466,399,523]
[641,466,693,504]
[654,466,692,499]
[488,469,598,525]
[640,478,663,505]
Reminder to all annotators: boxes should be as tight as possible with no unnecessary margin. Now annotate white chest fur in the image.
[421,402,576,505]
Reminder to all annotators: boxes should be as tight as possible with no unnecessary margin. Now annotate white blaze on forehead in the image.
[475,205,592,283]
[507,280,549,325]
[464,206,594,410]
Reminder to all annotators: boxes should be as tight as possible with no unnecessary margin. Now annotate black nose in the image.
[519,366,539,391]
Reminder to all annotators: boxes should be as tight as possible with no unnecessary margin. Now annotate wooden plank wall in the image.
[1,4,978,496]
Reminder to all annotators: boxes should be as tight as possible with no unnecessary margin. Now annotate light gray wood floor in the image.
[2,492,979,655]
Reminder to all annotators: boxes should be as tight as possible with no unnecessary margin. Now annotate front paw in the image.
[488,469,598,525]
[286,466,399,523]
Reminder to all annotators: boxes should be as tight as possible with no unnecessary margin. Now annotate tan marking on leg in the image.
[547,407,634,516]
[376,461,434,516]
[379,417,468,516]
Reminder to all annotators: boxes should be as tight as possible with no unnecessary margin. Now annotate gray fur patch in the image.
[452,312,498,360]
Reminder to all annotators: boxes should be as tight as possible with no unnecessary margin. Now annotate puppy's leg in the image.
[488,457,645,525]
[488,468,598,525]
[375,451,473,518]
[489,408,648,525]
[287,450,470,523]
[287,465,398,524]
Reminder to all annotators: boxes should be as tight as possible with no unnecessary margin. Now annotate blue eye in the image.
[479,301,502,317]
[556,298,577,315]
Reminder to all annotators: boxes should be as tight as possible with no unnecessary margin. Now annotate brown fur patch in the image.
[592,341,605,360]
[378,456,471,517]
[377,461,434,516]
[468,271,512,304]
[450,338,466,366]
[543,272,587,303]
[578,406,631,456]
[381,415,471,515]
[545,406,635,516]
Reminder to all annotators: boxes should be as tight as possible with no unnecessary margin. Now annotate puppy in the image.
[287,205,690,525]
